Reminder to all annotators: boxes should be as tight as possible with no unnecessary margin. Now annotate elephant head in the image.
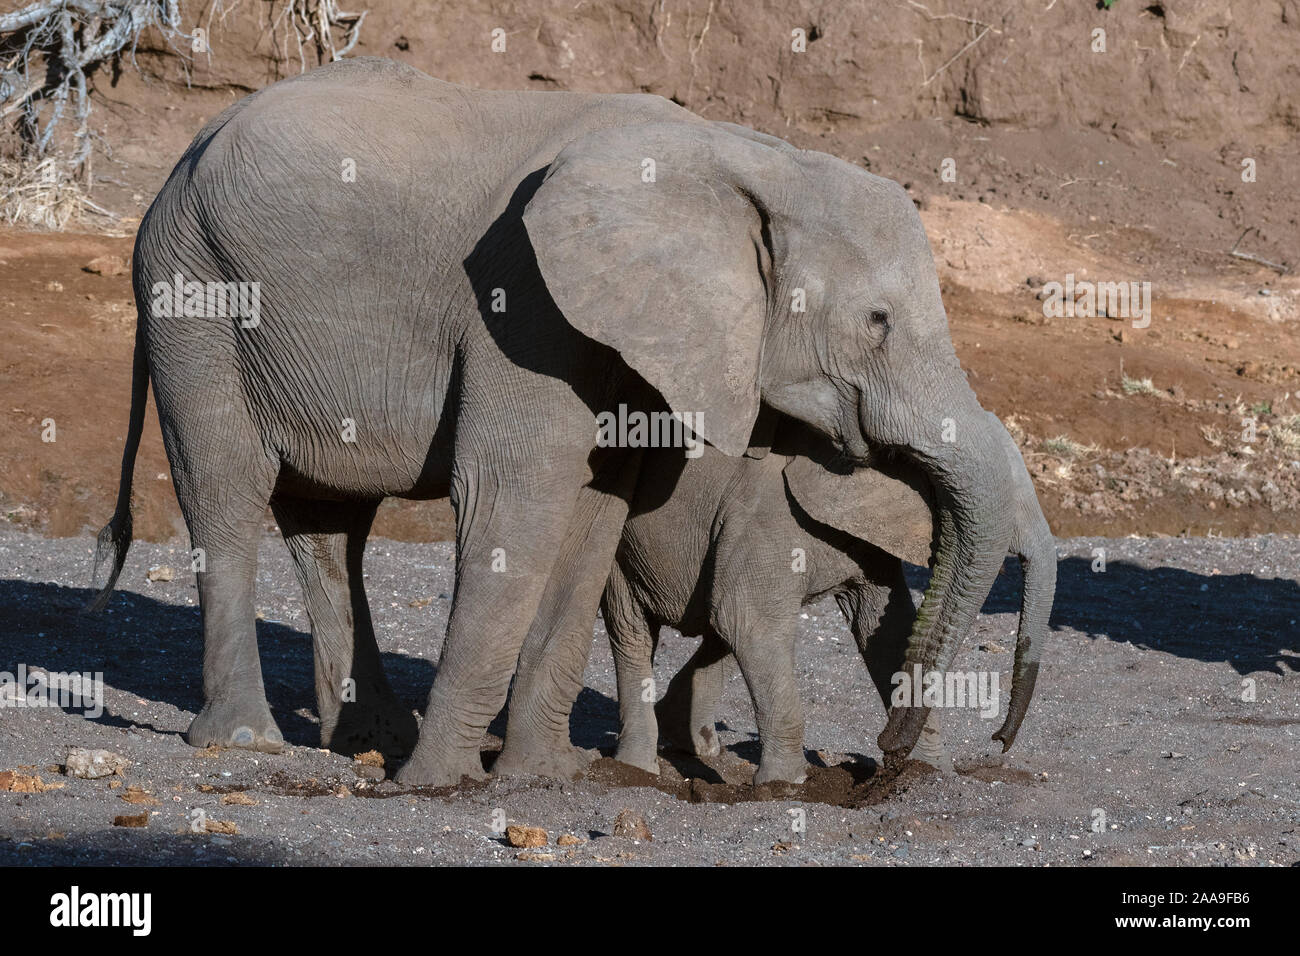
[522,118,1023,757]
[782,414,1056,752]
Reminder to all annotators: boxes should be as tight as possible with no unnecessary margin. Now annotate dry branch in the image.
[1,0,367,228]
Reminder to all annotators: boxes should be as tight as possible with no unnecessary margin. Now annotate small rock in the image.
[146,565,175,583]
[556,833,583,847]
[355,764,385,781]
[516,851,555,862]
[204,819,239,835]
[506,825,548,848]
[65,748,130,779]
[83,254,130,277]
[612,809,652,842]
[893,846,909,859]
[408,597,432,608]
[978,640,1007,653]
[771,841,795,853]
[119,785,160,806]
[220,792,257,806]
[113,812,149,828]
[0,770,62,793]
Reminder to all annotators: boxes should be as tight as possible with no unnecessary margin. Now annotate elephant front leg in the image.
[717,607,807,786]
[656,632,732,758]
[273,497,417,763]
[495,468,636,780]
[395,463,579,788]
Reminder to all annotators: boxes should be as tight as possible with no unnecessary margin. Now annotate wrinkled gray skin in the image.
[605,414,1055,783]
[91,58,1019,786]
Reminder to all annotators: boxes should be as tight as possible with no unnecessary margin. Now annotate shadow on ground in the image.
[0,578,626,753]
[912,555,1300,675]
[4,549,1297,761]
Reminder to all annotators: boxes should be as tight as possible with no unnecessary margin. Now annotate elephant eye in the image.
[868,309,891,328]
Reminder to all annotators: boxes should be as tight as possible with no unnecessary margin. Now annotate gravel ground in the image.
[1,526,1297,866]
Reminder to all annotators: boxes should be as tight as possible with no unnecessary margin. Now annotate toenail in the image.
[232,726,255,745]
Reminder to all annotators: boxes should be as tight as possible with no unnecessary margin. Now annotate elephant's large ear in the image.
[523,122,789,457]
[783,456,937,567]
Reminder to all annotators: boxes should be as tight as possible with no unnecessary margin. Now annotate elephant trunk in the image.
[876,407,1012,760]
[992,483,1057,752]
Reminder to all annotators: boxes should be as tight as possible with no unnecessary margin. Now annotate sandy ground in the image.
[1,526,1296,866]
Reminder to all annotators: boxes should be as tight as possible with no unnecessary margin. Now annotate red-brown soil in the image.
[2,0,1297,542]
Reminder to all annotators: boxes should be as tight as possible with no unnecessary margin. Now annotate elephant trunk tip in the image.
[877,705,930,759]
[990,658,1039,754]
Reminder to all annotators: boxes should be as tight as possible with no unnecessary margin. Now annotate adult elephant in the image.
[91,57,1016,786]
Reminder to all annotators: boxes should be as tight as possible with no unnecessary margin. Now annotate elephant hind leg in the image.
[272,496,417,763]
[165,414,283,753]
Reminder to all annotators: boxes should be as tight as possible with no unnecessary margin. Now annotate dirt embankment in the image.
[2,0,1297,541]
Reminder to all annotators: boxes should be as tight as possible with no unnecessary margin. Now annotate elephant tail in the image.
[87,322,148,613]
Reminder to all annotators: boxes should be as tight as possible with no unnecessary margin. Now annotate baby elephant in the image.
[601,414,1055,784]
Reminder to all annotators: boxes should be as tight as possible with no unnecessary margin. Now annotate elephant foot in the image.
[656,701,720,757]
[394,746,487,788]
[187,698,285,753]
[910,726,953,772]
[754,754,809,786]
[688,722,722,757]
[493,739,593,781]
[324,695,419,763]
[612,739,661,775]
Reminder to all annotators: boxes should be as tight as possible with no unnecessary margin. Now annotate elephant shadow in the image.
[0,579,419,748]
[910,554,1300,676]
[0,577,623,755]
[8,549,1294,760]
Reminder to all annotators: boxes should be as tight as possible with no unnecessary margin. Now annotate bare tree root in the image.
[0,0,367,228]
[0,1,195,225]
[263,0,366,74]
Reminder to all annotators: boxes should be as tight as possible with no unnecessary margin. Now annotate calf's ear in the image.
[782,455,937,567]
